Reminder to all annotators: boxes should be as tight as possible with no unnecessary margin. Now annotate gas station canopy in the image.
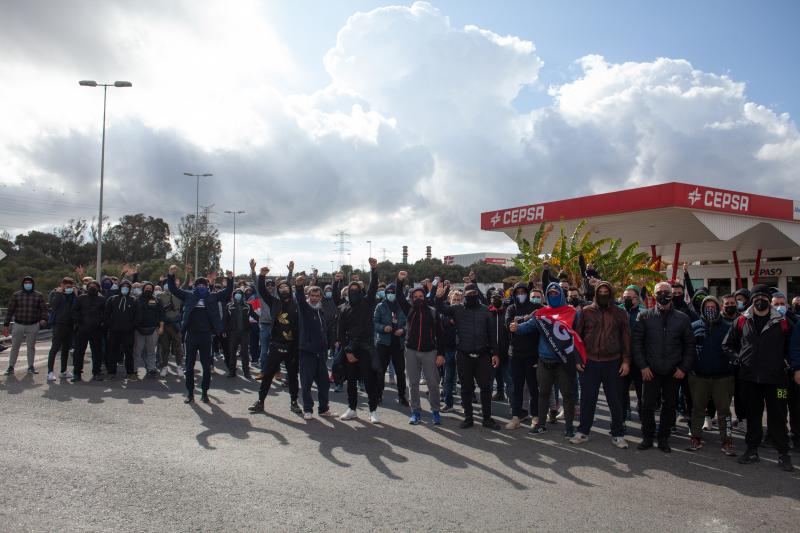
[481,182,800,264]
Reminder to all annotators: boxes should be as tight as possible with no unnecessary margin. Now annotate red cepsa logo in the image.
[490,205,545,227]
[687,187,749,212]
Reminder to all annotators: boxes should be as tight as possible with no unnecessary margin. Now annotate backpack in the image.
[736,315,789,334]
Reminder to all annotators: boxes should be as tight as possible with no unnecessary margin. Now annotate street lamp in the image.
[79,79,132,280]
[224,210,245,276]
[366,240,372,259]
[183,172,213,275]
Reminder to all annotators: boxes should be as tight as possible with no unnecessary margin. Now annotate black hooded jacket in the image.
[336,268,379,353]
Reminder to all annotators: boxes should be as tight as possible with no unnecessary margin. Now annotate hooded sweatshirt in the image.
[516,282,578,362]
[690,296,734,378]
[575,281,631,364]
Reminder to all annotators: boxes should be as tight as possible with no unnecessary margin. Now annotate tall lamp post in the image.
[79,80,132,280]
[183,172,213,274]
[366,240,372,259]
[224,210,245,276]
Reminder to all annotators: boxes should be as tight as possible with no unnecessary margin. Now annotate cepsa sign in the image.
[686,187,749,212]
[485,205,545,228]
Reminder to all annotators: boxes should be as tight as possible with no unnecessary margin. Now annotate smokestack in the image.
[402,245,408,264]
[426,246,431,260]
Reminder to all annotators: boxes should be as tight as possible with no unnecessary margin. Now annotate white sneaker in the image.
[340,408,358,421]
[702,416,712,431]
[569,432,589,444]
[369,411,380,424]
[177,367,184,377]
[555,407,565,420]
[160,367,168,378]
[59,371,72,379]
[47,372,56,382]
[505,416,521,430]
[612,436,629,449]
[303,412,313,420]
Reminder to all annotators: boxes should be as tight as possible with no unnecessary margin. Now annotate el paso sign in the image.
[481,182,799,231]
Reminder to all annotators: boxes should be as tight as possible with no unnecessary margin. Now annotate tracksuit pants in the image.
[346,346,379,411]
[158,323,184,368]
[299,350,330,414]
[107,330,135,374]
[510,352,538,419]
[185,331,213,394]
[8,322,40,369]
[258,343,299,403]
[377,342,406,400]
[456,351,493,421]
[688,374,735,442]
[537,359,576,430]
[405,348,440,412]
[740,380,790,455]
[226,330,251,374]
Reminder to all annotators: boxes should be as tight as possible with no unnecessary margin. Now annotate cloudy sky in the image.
[1,0,799,273]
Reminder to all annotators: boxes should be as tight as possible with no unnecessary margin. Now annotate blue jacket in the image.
[517,282,577,362]
[295,285,328,354]
[691,317,734,377]
[373,300,407,346]
[167,274,232,335]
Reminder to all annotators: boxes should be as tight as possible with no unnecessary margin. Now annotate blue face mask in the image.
[23,282,33,291]
[324,291,332,299]
[516,294,527,304]
[776,305,786,316]
[532,297,542,305]
[120,287,130,296]
[386,293,396,302]
[234,293,243,301]
[195,286,209,297]
[547,294,562,307]
[377,290,385,299]
[65,287,74,295]
[736,301,745,310]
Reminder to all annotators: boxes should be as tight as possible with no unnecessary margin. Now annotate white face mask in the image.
[154,290,163,297]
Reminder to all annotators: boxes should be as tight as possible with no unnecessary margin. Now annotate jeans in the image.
[299,350,330,414]
[345,346,379,411]
[74,328,106,376]
[185,331,213,394]
[377,342,406,400]
[258,343,299,403]
[48,323,73,373]
[442,350,457,407]
[456,351,493,421]
[258,324,272,369]
[621,365,643,420]
[510,353,538,418]
[133,331,159,372]
[537,360,576,431]
[577,359,625,437]
[8,322,40,368]
[494,356,513,398]
[641,373,678,442]
[249,323,260,363]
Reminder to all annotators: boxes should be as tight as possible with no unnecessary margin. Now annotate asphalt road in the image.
[1,342,798,532]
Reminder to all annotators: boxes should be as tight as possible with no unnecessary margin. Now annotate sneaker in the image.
[505,416,521,430]
[482,418,501,430]
[686,437,703,451]
[200,393,210,403]
[658,441,672,453]
[126,373,138,380]
[721,440,737,457]
[176,367,184,377]
[184,395,194,404]
[290,401,302,414]
[637,438,654,450]
[4,366,13,375]
[612,437,629,449]
[409,411,421,425]
[555,408,565,421]
[702,416,712,431]
[59,371,72,379]
[27,366,38,374]
[160,367,168,378]
[303,412,313,420]
[319,409,335,418]
[432,411,441,425]
[47,372,56,382]
[529,425,547,434]
[399,397,410,407]
[737,449,759,464]
[333,383,343,393]
[70,373,81,383]
[339,408,358,421]
[441,404,454,413]
[777,454,794,472]
[369,411,380,424]
[248,401,264,413]
[569,432,589,445]
[459,418,474,429]
[91,374,104,381]
[734,420,746,434]
[564,428,575,440]
[548,409,558,424]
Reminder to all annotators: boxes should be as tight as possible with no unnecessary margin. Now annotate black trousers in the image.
[48,324,73,373]
[741,380,790,455]
[346,346,380,411]
[456,351,493,420]
[107,330,135,374]
[377,342,406,400]
[258,343,299,403]
[226,330,250,374]
[537,360,576,429]
[786,375,800,444]
[73,328,106,376]
[185,331,213,394]
[621,366,643,420]
[641,373,678,442]
[510,353,538,418]
[733,367,747,421]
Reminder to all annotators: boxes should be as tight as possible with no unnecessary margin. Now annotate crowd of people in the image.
[3,258,800,473]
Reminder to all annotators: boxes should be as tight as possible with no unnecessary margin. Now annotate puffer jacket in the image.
[488,306,510,358]
[373,300,407,346]
[692,317,734,378]
[632,306,695,375]
[436,298,495,355]
[723,306,791,385]
[72,292,106,332]
[575,282,631,364]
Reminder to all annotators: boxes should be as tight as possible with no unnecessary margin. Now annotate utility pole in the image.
[224,210,245,276]
[333,229,351,269]
[183,172,213,275]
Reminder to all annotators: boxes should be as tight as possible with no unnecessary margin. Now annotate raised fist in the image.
[295,274,306,286]
[368,257,378,268]
[225,270,233,278]
[249,258,256,271]
[260,266,270,276]
[436,285,446,298]
[287,261,295,271]
[398,271,408,281]
[169,265,179,275]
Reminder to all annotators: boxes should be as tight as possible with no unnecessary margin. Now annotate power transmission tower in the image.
[333,229,351,269]
[380,248,388,262]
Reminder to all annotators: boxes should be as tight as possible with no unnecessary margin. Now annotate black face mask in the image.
[794,304,800,315]
[465,295,479,307]
[413,298,425,308]
[569,297,581,306]
[143,290,153,299]
[348,290,362,305]
[723,305,738,316]
[87,287,99,296]
[623,298,635,311]
[596,294,611,307]
[491,298,502,308]
[753,299,769,312]
[656,294,672,306]
[672,296,685,308]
